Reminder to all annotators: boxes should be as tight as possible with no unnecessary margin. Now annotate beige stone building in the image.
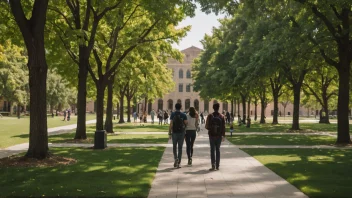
[147,46,315,118]
[149,46,229,114]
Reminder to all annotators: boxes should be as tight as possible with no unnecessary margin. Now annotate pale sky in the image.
[172,7,225,50]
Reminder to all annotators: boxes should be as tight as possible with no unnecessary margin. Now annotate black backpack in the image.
[209,113,222,136]
[172,112,184,133]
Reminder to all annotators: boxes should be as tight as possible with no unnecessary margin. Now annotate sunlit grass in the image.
[242,149,352,198]
[227,135,336,145]
[0,147,164,197]
[0,114,96,148]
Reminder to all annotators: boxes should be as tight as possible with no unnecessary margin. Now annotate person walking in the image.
[205,103,225,171]
[169,103,188,168]
[133,112,137,123]
[200,112,204,124]
[158,110,163,125]
[164,111,169,125]
[150,109,155,124]
[185,107,199,165]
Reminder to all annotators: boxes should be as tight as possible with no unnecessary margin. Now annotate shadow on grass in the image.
[0,147,165,197]
[242,148,352,198]
[48,133,169,144]
[227,135,336,145]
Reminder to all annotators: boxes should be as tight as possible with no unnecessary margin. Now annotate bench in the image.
[0,111,10,117]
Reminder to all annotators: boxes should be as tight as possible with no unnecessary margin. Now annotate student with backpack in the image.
[169,103,188,168]
[205,103,225,171]
[185,107,199,165]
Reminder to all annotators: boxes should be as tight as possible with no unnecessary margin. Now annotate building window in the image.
[204,100,209,113]
[177,99,181,104]
[194,99,199,111]
[186,70,191,78]
[179,84,183,92]
[223,102,228,111]
[185,99,190,110]
[168,99,173,110]
[179,69,183,79]
[158,99,163,111]
[186,84,191,92]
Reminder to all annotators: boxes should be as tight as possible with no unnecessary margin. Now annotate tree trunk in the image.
[75,47,88,139]
[259,89,266,124]
[95,82,106,131]
[127,97,132,122]
[254,98,258,121]
[118,95,125,123]
[241,94,246,124]
[9,0,50,159]
[104,82,113,133]
[247,98,251,119]
[231,99,234,116]
[272,92,279,124]
[233,99,236,117]
[291,84,302,130]
[237,98,240,117]
[336,62,351,143]
[17,104,21,119]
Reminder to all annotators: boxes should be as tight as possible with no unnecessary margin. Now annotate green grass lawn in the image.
[242,148,352,198]
[0,147,164,197]
[112,122,169,132]
[0,114,96,148]
[227,123,351,133]
[49,133,169,144]
[226,135,336,145]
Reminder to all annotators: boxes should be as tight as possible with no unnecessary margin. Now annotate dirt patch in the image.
[0,155,77,168]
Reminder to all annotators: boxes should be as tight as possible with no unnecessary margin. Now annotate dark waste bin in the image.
[94,130,107,149]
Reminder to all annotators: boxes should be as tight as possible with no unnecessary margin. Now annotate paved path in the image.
[148,133,308,198]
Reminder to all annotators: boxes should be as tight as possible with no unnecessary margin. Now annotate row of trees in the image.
[0,0,228,159]
[193,0,351,144]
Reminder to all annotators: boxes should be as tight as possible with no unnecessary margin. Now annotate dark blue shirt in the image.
[170,110,188,121]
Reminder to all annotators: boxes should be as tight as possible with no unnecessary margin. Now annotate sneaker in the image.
[190,158,192,165]
[174,159,179,168]
[209,165,216,171]
[177,163,181,168]
[188,159,191,165]
[216,167,219,170]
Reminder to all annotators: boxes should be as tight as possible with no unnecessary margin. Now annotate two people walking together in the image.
[168,103,225,170]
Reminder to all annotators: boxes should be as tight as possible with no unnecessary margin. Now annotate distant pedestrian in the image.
[67,109,71,121]
[169,103,188,168]
[133,112,137,123]
[63,110,67,121]
[158,110,163,125]
[185,107,199,165]
[229,123,234,136]
[200,112,205,124]
[205,103,225,171]
[164,111,169,124]
[150,109,155,124]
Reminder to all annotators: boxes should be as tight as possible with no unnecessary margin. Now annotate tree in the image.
[8,0,50,159]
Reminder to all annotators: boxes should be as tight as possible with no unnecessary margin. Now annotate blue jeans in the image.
[172,132,185,163]
[185,130,196,160]
[209,136,222,168]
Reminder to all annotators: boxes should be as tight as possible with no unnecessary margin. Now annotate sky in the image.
[172,7,225,50]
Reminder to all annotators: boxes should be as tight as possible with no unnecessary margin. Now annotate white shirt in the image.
[186,114,197,130]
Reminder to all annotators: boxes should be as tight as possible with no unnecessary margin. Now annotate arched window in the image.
[186,69,191,78]
[179,69,183,79]
[223,102,228,111]
[158,99,163,111]
[179,84,183,92]
[186,84,191,92]
[194,99,199,112]
[204,100,209,113]
[168,99,173,110]
[185,99,190,111]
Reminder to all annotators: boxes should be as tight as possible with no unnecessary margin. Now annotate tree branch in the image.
[48,6,73,30]
[330,4,342,20]
[87,63,98,83]
[93,49,103,78]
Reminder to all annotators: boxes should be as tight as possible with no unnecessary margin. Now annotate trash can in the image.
[94,130,107,149]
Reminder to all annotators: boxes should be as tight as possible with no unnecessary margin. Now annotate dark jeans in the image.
[185,130,196,159]
[209,136,222,168]
[172,132,185,163]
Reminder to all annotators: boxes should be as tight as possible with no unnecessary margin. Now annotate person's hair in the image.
[189,107,197,118]
[213,103,220,111]
[175,103,182,110]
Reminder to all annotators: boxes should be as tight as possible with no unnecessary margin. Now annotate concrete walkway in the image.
[148,133,308,198]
